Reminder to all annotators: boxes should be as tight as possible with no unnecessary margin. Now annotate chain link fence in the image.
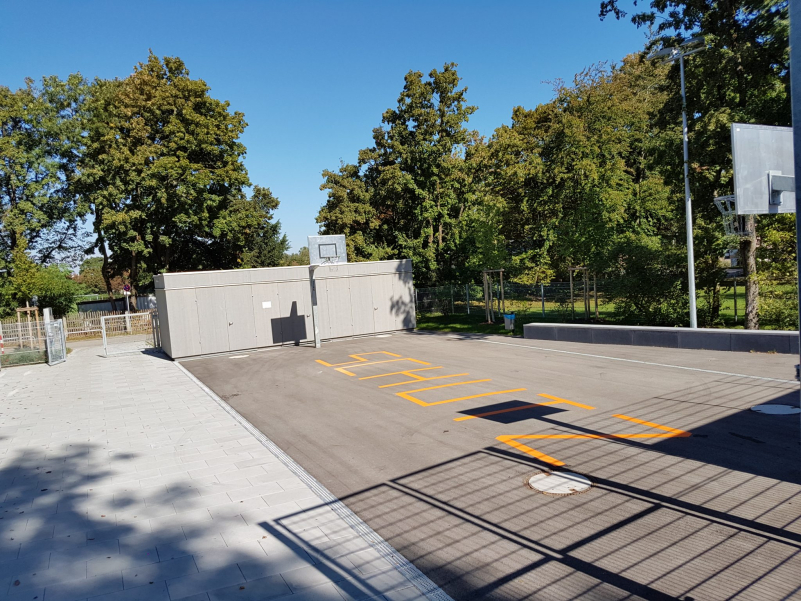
[415,281,614,326]
[416,278,799,332]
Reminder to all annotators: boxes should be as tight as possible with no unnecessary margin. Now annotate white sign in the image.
[262,301,272,309]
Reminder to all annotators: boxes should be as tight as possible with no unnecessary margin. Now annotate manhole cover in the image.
[527,471,592,496]
[751,404,801,415]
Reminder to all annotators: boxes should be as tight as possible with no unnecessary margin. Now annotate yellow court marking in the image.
[422,388,528,407]
[496,414,691,466]
[536,393,596,411]
[336,357,430,376]
[316,351,402,367]
[359,367,444,380]
[395,379,528,407]
[379,373,470,388]
[455,393,595,421]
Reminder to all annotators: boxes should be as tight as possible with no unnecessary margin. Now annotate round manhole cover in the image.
[527,471,592,496]
[751,404,801,415]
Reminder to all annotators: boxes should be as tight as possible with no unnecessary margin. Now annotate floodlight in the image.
[646,46,676,61]
[645,34,708,329]
[681,35,706,48]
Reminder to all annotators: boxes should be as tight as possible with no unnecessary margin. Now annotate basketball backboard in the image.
[732,123,795,214]
[308,235,347,265]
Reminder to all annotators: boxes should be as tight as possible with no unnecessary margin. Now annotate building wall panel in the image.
[251,283,282,346]
[276,280,312,345]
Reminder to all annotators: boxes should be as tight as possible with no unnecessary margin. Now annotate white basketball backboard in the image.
[308,235,347,265]
[732,123,795,215]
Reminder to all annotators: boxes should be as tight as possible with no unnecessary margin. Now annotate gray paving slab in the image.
[184,331,801,601]
[0,343,437,601]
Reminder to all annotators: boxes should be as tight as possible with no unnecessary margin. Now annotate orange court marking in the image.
[496,414,691,466]
[316,351,402,367]
[359,366,444,380]
[395,379,527,407]
[536,393,596,411]
[335,357,430,376]
[455,393,595,421]
[379,373,470,388]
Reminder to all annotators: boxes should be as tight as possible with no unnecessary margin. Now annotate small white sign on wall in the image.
[262,301,272,309]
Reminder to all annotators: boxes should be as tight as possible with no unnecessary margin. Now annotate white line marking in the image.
[8,389,18,397]
[229,355,249,359]
[463,338,798,384]
[23,370,31,376]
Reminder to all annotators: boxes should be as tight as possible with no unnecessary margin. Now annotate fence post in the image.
[594,274,598,319]
[569,269,575,320]
[451,285,454,314]
[466,285,470,315]
[541,283,545,317]
[733,279,738,323]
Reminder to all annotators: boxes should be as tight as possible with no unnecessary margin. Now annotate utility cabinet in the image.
[154,259,415,359]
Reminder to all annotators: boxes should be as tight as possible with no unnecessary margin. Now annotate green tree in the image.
[283,246,310,266]
[600,0,791,328]
[0,74,88,267]
[318,63,494,285]
[78,53,286,305]
[2,238,81,317]
[486,56,679,294]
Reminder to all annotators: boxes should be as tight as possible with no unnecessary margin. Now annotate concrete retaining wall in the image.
[523,323,799,354]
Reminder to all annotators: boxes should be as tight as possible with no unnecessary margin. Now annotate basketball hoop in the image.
[714,195,754,238]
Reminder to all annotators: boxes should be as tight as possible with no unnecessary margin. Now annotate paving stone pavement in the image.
[0,344,438,601]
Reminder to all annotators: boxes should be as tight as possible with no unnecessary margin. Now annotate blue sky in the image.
[0,0,649,253]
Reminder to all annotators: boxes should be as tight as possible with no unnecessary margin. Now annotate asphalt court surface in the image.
[184,332,801,600]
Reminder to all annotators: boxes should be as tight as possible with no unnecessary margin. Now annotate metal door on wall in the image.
[225,285,257,351]
[371,274,396,332]
[322,277,353,339]
[195,287,230,354]
[348,276,375,336]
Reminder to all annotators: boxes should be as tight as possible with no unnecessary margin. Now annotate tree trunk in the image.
[98,234,118,312]
[739,215,759,329]
[129,252,139,311]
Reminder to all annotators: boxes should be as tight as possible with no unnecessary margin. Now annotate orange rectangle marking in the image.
[612,414,691,437]
[336,357,430,376]
[536,393,596,410]
[454,401,555,421]
[380,373,469,388]
[316,351,402,367]
[359,367,443,380]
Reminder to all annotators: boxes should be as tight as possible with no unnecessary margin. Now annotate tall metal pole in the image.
[309,266,321,349]
[680,54,699,328]
[790,0,801,382]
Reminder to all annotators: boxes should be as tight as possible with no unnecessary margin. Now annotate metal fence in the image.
[101,312,161,357]
[63,310,148,339]
[0,320,48,367]
[415,281,612,321]
[45,320,67,366]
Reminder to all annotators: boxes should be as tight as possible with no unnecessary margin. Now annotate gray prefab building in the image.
[153,259,415,359]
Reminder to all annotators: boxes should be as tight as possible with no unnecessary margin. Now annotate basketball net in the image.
[714,195,755,238]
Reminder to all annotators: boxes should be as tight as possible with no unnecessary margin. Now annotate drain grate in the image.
[526,471,592,496]
[751,404,801,415]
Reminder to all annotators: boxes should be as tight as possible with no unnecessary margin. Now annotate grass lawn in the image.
[416,283,797,335]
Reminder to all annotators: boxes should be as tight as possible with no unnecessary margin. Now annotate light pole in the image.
[649,36,706,329]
